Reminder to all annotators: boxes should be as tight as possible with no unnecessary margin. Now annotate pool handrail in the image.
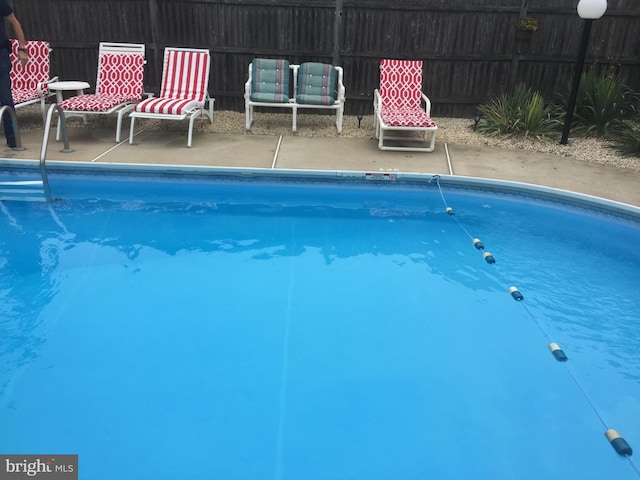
[40,103,74,201]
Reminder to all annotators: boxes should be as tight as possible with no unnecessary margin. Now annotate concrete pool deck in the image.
[4,124,640,207]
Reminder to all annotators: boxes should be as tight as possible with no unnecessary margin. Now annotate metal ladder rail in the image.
[40,103,74,202]
[0,104,73,202]
[0,105,33,201]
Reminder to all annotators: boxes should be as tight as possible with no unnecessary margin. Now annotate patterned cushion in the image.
[12,89,41,104]
[379,59,436,128]
[250,58,290,103]
[379,59,423,111]
[296,62,337,105]
[9,40,51,103]
[59,94,132,112]
[58,50,145,113]
[380,108,437,128]
[96,53,145,100]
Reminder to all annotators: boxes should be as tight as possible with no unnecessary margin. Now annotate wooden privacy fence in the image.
[12,0,640,117]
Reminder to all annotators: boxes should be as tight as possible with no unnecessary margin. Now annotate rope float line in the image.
[428,175,637,471]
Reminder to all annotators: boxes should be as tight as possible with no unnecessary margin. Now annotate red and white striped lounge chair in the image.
[57,42,146,142]
[129,46,214,148]
[10,39,57,116]
[373,59,438,152]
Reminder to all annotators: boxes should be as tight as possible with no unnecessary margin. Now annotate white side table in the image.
[48,81,91,103]
[49,81,91,141]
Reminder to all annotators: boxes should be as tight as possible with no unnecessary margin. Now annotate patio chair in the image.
[57,42,146,142]
[129,46,214,148]
[244,58,294,131]
[9,39,57,116]
[373,59,438,152]
[294,62,345,133]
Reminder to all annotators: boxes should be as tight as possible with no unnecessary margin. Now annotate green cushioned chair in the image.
[250,58,290,103]
[245,58,294,130]
[293,62,345,133]
[296,62,337,106]
[244,58,345,133]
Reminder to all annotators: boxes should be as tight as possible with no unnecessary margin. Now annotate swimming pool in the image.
[1,166,639,480]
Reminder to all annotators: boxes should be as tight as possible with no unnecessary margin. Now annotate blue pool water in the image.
[1,172,639,479]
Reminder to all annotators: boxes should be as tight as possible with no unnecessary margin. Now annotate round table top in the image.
[48,81,91,90]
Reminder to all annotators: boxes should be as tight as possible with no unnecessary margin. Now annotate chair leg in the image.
[245,101,252,130]
[129,116,136,144]
[336,105,343,134]
[292,106,297,133]
[188,114,195,148]
[117,105,136,143]
[116,111,124,143]
[426,129,437,153]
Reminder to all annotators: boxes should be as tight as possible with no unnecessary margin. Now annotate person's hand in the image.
[18,50,28,67]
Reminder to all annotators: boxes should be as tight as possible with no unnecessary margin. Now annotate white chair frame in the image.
[244,61,345,133]
[129,47,214,148]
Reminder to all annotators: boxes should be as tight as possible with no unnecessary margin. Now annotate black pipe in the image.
[560,19,593,145]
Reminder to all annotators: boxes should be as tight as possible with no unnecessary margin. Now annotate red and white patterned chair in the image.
[58,42,146,142]
[129,47,214,148]
[373,59,438,152]
[10,39,57,115]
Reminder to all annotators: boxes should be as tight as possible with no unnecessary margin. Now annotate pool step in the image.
[0,180,47,202]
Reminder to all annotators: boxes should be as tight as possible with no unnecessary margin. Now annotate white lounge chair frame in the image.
[57,42,147,142]
[373,60,438,152]
[129,47,214,148]
[373,91,437,152]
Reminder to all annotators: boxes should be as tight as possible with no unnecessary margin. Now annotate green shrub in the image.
[477,84,562,139]
[610,117,640,157]
[516,17,538,32]
[562,72,638,138]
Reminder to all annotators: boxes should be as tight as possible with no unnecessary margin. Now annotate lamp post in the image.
[560,0,607,145]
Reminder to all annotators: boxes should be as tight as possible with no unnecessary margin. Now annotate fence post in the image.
[149,0,162,91]
[333,0,343,66]
[508,0,530,91]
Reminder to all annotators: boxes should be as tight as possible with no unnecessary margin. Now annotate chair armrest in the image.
[142,92,154,99]
[36,76,60,96]
[373,89,383,111]
[244,63,253,98]
[421,92,432,117]
[335,66,346,101]
[291,64,299,98]
[206,94,215,119]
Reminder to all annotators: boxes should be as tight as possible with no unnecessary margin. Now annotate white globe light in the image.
[577,0,607,19]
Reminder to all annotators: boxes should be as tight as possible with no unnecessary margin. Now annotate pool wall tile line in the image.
[3,159,638,222]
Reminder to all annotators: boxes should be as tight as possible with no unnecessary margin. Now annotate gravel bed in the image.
[16,105,639,172]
